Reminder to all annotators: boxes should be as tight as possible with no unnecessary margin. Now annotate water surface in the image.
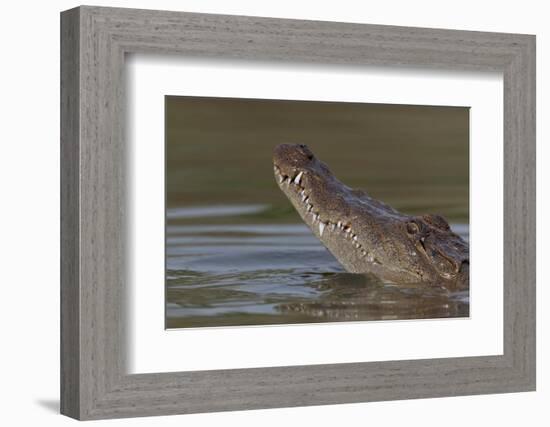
[166,206,469,329]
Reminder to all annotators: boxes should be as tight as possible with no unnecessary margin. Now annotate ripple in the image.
[166,218,470,328]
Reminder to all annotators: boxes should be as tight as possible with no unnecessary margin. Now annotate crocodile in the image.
[273,143,469,290]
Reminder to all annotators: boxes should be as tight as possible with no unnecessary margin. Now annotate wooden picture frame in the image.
[60,5,536,420]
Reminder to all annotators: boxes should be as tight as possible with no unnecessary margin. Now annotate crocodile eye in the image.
[406,222,419,235]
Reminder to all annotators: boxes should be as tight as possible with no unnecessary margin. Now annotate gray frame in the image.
[60,5,536,420]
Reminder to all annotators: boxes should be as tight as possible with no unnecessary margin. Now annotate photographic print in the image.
[165,96,469,329]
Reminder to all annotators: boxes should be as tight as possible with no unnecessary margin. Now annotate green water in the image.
[165,96,469,329]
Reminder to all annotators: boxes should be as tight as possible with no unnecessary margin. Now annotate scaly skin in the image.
[273,144,469,290]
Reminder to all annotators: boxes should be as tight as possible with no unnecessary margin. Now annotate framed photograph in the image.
[60,6,535,420]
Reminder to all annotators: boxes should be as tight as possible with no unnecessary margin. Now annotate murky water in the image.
[166,205,469,329]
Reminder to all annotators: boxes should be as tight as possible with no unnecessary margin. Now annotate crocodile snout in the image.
[273,143,315,171]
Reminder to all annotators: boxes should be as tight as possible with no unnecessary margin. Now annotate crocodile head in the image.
[273,143,469,290]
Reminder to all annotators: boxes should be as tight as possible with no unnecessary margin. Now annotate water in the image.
[166,206,469,329]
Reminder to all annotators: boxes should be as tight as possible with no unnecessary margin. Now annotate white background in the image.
[129,58,503,373]
[0,0,546,426]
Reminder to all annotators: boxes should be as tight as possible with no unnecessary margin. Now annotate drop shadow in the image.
[35,399,59,413]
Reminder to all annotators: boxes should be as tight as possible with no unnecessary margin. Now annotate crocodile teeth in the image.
[293,171,303,184]
[319,222,325,236]
[306,204,312,212]
[279,175,286,183]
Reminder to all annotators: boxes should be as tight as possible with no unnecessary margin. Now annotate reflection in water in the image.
[277,274,469,322]
[166,206,469,329]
